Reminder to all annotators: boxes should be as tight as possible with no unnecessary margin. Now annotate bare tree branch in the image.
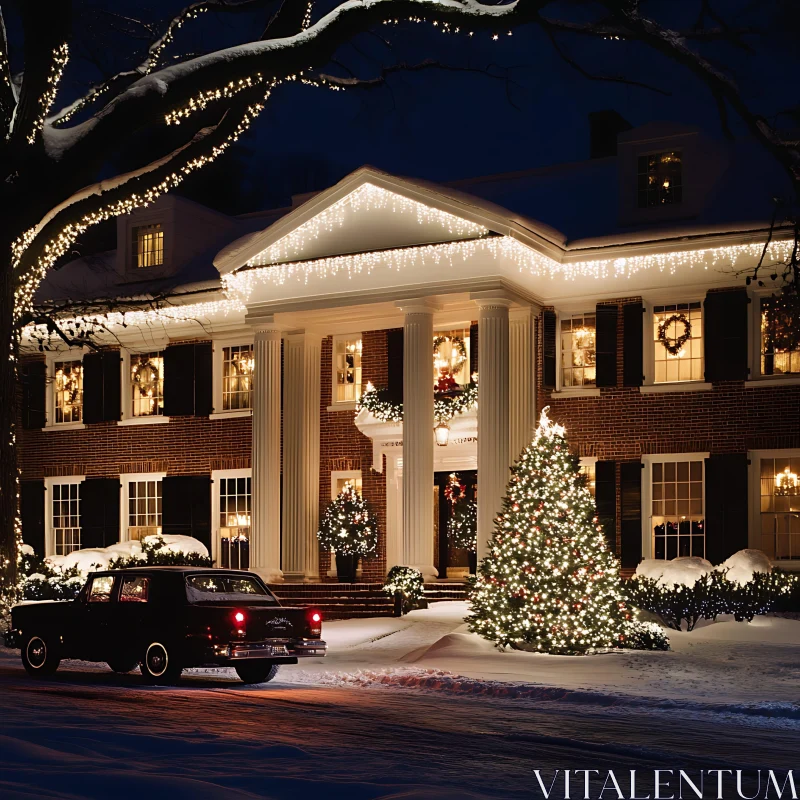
[0,6,16,132]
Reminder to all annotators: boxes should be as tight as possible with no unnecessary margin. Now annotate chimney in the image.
[589,110,632,159]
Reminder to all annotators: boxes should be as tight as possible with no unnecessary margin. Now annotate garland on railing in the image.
[357,378,478,424]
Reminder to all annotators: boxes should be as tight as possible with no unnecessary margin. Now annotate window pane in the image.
[133,224,164,268]
[653,303,703,384]
[222,345,254,410]
[560,314,596,388]
[637,151,682,209]
[54,360,83,424]
[651,459,704,560]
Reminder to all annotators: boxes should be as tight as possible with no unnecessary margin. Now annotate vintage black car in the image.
[4,567,327,685]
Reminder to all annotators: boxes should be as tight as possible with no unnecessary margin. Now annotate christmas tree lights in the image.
[467,407,631,654]
[317,482,378,557]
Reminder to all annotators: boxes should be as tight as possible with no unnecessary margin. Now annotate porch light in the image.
[775,466,799,497]
[434,422,450,447]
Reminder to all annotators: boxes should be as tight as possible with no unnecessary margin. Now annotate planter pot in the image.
[468,550,478,575]
[335,553,359,583]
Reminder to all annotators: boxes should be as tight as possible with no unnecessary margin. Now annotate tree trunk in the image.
[0,252,20,594]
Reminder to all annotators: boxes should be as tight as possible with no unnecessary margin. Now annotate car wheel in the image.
[234,662,280,685]
[21,634,60,678]
[140,641,182,685]
[107,658,139,674]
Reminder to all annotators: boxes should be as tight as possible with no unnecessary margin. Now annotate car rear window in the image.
[185,574,276,603]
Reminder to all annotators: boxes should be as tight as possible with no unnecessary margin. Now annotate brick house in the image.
[17,121,800,589]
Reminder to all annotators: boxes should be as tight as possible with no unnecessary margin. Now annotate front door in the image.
[434,470,477,578]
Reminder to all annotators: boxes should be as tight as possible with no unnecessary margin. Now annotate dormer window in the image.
[638,151,682,208]
[132,223,164,268]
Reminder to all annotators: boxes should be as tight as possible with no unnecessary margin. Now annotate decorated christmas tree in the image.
[467,408,630,654]
[317,482,379,557]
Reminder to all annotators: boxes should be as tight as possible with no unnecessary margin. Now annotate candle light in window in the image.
[775,466,799,497]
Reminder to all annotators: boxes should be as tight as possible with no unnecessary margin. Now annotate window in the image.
[653,302,703,383]
[88,575,114,603]
[651,459,705,559]
[130,353,164,417]
[333,335,363,403]
[638,151,682,208]
[332,471,362,499]
[132,223,163,268]
[219,475,251,570]
[760,297,799,376]
[432,327,472,388]
[579,460,596,497]
[52,481,81,555]
[120,575,150,603]
[54,359,83,423]
[560,313,596,388]
[222,345,254,410]
[186,574,274,601]
[759,455,800,561]
[127,478,162,540]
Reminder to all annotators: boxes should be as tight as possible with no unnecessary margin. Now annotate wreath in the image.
[433,335,467,377]
[444,473,467,505]
[657,313,692,355]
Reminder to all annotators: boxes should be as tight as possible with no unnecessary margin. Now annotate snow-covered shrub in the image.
[622,619,670,651]
[20,553,86,602]
[716,549,772,585]
[383,566,425,615]
[635,556,714,587]
[108,535,211,568]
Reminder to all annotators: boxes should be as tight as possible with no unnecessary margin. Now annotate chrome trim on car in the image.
[288,639,328,657]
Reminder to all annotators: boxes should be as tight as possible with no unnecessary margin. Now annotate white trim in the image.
[43,475,85,557]
[119,471,166,542]
[745,376,800,388]
[40,422,86,432]
[326,402,358,413]
[212,335,254,415]
[639,382,712,394]
[330,333,363,408]
[640,452,709,560]
[747,448,800,569]
[118,416,171,426]
[551,388,601,399]
[210,467,252,568]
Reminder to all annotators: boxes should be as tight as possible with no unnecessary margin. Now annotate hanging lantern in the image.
[775,466,799,497]
[434,421,450,447]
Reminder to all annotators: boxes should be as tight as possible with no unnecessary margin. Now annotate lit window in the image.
[560,314,596,388]
[334,336,363,403]
[54,360,83,423]
[653,302,703,383]
[579,462,596,497]
[651,459,704,559]
[638,151,682,208]
[131,353,164,417]
[334,474,362,497]
[222,345,254,410]
[759,456,800,561]
[761,297,800,376]
[127,479,162,540]
[219,476,251,570]
[432,328,472,388]
[132,224,163,268]
[52,482,81,555]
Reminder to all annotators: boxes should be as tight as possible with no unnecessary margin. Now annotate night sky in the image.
[9,1,800,214]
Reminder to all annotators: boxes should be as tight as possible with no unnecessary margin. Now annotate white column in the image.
[250,320,283,583]
[509,306,536,463]
[474,294,512,562]
[398,300,438,579]
[281,331,322,582]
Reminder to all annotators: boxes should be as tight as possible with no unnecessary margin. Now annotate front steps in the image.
[269,581,469,621]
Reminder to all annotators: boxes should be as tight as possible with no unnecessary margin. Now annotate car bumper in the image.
[204,638,327,664]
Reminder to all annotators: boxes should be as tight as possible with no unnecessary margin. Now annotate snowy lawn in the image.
[283,602,800,714]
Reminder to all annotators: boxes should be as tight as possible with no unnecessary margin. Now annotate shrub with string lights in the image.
[317,482,379,557]
[467,407,633,654]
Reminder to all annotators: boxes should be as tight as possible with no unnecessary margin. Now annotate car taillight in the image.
[234,611,245,624]
[307,609,322,636]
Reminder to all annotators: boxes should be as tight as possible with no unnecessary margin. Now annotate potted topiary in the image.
[317,482,379,582]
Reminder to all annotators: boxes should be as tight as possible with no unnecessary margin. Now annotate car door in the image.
[78,574,118,661]
[113,574,154,663]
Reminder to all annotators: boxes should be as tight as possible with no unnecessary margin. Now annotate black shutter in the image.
[620,461,642,569]
[163,342,211,416]
[622,302,644,387]
[79,478,120,549]
[704,454,748,565]
[542,310,556,389]
[162,475,212,553]
[386,328,404,405]
[82,352,121,424]
[704,290,749,382]
[21,361,46,429]
[595,305,618,387]
[194,342,213,416]
[469,322,479,378]
[595,460,617,553]
[20,480,45,555]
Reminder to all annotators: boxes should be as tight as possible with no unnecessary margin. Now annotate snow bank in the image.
[48,548,111,573]
[142,534,209,558]
[717,549,772,585]
[635,556,713,587]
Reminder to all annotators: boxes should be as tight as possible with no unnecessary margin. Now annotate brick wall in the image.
[318,329,390,582]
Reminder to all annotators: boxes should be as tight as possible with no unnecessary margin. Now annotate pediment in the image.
[216,167,504,272]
